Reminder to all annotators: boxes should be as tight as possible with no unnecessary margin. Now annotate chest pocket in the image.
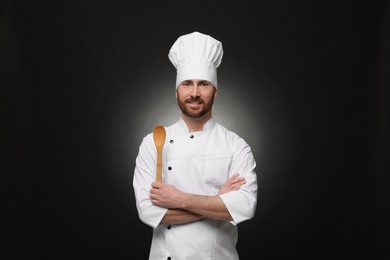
[202,153,233,187]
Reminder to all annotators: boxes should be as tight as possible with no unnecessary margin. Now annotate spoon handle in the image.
[156,147,163,182]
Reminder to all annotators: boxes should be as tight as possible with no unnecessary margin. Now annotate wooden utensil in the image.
[153,125,166,182]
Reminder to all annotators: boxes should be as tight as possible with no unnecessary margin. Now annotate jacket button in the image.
[190,134,194,139]
[170,140,174,144]
[167,257,171,260]
[167,225,171,230]
[168,166,172,170]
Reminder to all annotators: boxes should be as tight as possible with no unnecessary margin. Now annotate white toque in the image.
[168,31,223,90]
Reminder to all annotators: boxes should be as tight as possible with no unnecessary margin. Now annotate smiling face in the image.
[176,79,218,120]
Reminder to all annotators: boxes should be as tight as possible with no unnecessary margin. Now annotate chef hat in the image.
[168,31,223,90]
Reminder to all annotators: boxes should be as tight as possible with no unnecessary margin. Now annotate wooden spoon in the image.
[153,125,166,182]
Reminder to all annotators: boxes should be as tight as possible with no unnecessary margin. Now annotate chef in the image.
[133,31,258,260]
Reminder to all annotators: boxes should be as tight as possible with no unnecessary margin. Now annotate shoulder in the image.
[213,122,251,149]
[213,122,245,141]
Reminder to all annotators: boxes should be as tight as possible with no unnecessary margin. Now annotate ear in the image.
[175,90,178,99]
[214,90,218,99]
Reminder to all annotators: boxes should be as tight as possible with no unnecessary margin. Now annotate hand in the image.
[150,182,186,209]
[218,174,246,195]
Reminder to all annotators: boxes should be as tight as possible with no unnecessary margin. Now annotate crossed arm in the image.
[149,174,246,224]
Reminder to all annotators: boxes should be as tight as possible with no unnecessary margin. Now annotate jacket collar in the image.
[178,117,215,133]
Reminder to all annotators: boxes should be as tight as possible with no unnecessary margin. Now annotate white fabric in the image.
[168,31,224,89]
[133,118,258,260]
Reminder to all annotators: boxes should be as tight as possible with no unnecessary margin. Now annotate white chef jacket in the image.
[133,117,258,260]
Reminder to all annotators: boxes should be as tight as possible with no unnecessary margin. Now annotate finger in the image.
[233,180,246,189]
[231,177,245,184]
[228,173,240,181]
[237,178,246,184]
[227,176,240,185]
[235,180,246,186]
[150,187,160,195]
[151,181,161,188]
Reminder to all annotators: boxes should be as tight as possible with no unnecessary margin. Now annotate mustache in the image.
[185,97,204,103]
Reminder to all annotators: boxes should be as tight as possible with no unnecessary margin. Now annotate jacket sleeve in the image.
[133,134,168,229]
[219,135,258,225]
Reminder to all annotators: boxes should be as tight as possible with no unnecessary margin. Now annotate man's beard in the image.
[177,95,215,119]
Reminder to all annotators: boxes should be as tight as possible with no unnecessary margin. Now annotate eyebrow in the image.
[198,80,211,84]
[180,80,211,85]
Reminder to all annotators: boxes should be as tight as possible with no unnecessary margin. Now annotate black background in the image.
[2,0,389,259]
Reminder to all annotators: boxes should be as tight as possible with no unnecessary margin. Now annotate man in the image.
[133,31,258,260]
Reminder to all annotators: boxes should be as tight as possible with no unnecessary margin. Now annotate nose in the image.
[190,86,200,97]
